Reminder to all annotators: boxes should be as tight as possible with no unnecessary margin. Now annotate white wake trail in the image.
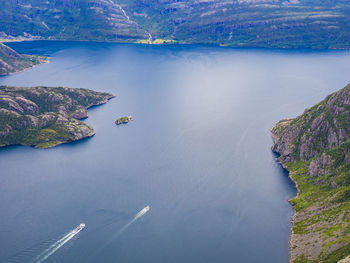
[85,207,151,262]
[99,206,150,251]
[34,233,74,263]
[31,224,85,263]
[30,233,72,263]
[113,205,150,238]
[134,206,150,220]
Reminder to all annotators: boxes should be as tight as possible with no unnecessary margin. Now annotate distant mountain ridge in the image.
[118,0,350,48]
[1,0,350,49]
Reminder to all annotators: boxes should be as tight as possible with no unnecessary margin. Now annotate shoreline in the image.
[282,161,300,263]
[271,123,300,263]
[3,38,350,52]
[272,148,299,263]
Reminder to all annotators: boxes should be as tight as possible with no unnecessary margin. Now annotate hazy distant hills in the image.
[1,0,350,48]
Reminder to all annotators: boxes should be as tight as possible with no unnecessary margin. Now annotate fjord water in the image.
[1,42,350,263]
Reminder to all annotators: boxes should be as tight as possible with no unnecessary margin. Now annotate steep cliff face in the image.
[0,43,47,75]
[272,85,350,163]
[272,84,350,262]
[0,86,114,148]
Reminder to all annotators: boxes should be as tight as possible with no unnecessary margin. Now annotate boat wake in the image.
[30,224,85,263]
[91,205,151,260]
[4,207,149,263]
[111,205,150,240]
[134,205,150,220]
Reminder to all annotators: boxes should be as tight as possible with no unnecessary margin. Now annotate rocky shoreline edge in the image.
[271,123,301,263]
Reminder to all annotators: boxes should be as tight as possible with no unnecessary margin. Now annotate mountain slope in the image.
[1,0,350,48]
[0,0,148,41]
[117,0,350,48]
[272,84,350,262]
[0,43,47,75]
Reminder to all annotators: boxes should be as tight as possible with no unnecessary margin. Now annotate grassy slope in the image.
[271,84,350,262]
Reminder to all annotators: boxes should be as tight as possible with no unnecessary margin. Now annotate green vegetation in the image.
[136,39,177,44]
[0,86,114,148]
[272,84,350,262]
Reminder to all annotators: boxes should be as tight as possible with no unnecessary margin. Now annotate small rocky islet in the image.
[115,116,133,125]
[271,84,350,262]
[0,86,114,148]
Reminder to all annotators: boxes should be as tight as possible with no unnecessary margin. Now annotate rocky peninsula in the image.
[271,84,350,262]
[0,86,114,148]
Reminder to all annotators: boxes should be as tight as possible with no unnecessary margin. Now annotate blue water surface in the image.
[1,41,350,263]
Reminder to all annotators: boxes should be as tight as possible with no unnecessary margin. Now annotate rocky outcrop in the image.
[0,43,47,75]
[272,85,350,163]
[272,84,350,262]
[0,86,114,148]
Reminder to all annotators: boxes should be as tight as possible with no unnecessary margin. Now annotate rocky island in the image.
[115,116,133,125]
[0,43,47,75]
[271,84,350,262]
[0,86,114,148]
